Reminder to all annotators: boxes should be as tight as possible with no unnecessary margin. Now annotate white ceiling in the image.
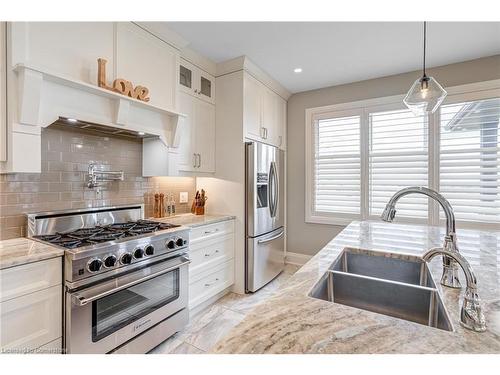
[161,22,500,93]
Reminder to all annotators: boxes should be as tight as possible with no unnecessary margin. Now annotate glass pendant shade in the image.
[403,75,447,115]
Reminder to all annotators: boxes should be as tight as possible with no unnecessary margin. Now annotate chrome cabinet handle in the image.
[193,153,197,168]
[204,278,219,287]
[257,230,284,245]
[71,257,191,306]
[204,249,220,257]
[198,153,201,168]
[203,228,219,235]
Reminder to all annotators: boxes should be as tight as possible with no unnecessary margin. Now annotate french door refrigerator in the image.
[245,141,285,293]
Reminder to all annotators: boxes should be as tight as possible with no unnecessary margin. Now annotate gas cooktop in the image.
[33,219,180,249]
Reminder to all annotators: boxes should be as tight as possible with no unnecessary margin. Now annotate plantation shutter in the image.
[368,108,429,218]
[439,98,500,224]
[313,114,361,216]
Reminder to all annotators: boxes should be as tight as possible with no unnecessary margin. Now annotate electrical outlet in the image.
[179,192,188,203]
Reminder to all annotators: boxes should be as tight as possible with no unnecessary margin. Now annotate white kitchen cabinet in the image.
[10,22,115,84]
[116,23,179,110]
[1,22,6,162]
[188,220,235,310]
[0,257,63,353]
[243,72,264,140]
[177,92,215,173]
[243,72,286,150]
[179,58,215,104]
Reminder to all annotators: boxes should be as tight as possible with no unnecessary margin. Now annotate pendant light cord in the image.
[423,21,427,77]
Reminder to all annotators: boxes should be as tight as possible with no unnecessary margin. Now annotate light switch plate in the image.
[179,192,188,203]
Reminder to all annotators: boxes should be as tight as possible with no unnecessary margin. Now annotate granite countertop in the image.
[153,213,236,228]
[213,221,500,354]
[0,237,64,270]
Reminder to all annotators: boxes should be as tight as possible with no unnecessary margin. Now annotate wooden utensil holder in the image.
[195,206,205,215]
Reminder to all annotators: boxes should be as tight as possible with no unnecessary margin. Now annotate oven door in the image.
[65,255,189,354]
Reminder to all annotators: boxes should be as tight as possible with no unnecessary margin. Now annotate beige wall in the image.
[287,55,500,256]
[0,127,195,239]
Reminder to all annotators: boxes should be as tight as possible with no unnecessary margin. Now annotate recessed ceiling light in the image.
[138,131,145,136]
[294,68,303,73]
[66,118,78,123]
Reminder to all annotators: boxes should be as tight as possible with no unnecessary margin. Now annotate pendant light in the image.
[403,22,447,115]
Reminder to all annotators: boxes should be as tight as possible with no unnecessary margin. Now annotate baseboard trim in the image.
[285,252,312,266]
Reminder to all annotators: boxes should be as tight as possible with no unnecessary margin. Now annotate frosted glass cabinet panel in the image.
[179,58,215,104]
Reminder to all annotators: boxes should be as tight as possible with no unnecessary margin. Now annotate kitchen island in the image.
[213,221,500,353]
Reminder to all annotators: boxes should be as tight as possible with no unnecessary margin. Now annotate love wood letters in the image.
[97,58,150,102]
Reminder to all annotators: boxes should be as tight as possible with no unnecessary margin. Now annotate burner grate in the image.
[33,220,181,249]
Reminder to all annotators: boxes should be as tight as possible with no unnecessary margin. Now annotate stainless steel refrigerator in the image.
[245,141,285,293]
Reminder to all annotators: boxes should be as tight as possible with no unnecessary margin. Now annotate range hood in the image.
[50,117,160,140]
[3,63,185,174]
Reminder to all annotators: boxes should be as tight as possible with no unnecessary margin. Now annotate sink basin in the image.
[309,248,453,332]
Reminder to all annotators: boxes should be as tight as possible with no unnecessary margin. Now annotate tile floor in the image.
[149,264,300,354]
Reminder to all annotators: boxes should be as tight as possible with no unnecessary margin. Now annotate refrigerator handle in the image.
[269,161,278,218]
[272,160,279,218]
[257,229,284,244]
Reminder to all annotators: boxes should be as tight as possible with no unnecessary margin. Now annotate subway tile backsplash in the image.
[0,127,196,240]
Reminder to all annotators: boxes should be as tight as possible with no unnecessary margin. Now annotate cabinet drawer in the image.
[189,234,234,276]
[190,220,234,244]
[0,257,62,303]
[189,260,234,309]
[0,285,62,351]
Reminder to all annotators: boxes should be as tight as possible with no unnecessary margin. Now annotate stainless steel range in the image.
[27,205,191,354]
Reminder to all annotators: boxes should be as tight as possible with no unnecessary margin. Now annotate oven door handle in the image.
[71,257,191,307]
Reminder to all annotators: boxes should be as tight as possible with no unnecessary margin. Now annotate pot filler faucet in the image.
[381,187,461,289]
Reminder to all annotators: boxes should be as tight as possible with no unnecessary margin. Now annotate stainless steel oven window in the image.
[91,269,180,342]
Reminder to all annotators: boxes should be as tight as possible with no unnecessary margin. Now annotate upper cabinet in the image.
[10,22,115,84]
[176,91,215,173]
[179,59,215,104]
[243,72,286,150]
[116,23,179,110]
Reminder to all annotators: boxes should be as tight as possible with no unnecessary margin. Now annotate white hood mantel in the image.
[2,63,185,174]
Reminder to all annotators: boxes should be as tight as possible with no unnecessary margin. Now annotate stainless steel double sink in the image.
[309,248,453,331]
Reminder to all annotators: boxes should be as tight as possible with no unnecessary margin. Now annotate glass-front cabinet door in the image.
[198,71,215,104]
[179,59,195,96]
[179,58,215,104]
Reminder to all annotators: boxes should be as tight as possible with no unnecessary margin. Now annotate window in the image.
[439,98,500,224]
[313,114,361,217]
[369,108,428,218]
[305,80,500,229]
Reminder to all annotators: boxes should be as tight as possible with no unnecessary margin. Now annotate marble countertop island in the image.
[0,237,64,270]
[213,221,500,353]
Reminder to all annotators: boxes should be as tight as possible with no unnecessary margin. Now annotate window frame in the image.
[305,79,500,229]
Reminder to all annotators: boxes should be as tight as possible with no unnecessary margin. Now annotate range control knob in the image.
[120,253,133,265]
[103,255,117,268]
[134,248,145,259]
[145,245,155,256]
[176,238,184,247]
[87,258,103,273]
[166,240,176,249]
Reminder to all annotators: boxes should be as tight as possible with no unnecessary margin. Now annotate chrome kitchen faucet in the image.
[422,247,486,332]
[381,187,462,288]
